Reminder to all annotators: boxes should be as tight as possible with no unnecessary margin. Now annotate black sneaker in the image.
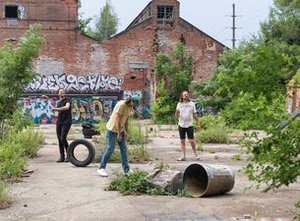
[64,158,69,163]
[56,158,64,163]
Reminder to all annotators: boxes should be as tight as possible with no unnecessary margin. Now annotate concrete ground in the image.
[0,123,299,221]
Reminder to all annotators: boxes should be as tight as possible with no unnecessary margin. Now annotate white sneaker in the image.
[97,168,108,177]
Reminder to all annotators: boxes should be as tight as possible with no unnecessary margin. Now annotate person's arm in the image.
[124,117,129,140]
[193,103,198,120]
[53,102,70,112]
[52,100,71,111]
[116,113,123,141]
[175,103,180,117]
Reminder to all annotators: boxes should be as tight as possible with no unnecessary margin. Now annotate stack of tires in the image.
[82,122,100,139]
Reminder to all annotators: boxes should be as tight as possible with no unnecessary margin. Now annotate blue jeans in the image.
[99,130,130,173]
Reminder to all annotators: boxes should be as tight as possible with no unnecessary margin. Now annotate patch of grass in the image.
[0,181,11,209]
[0,128,43,179]
[195,127,230,144]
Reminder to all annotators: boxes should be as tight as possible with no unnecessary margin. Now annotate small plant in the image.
[231,154,241,161]
[106,169,192,197]
[154,162,170,170]
[106,170,149,195]
[208,149,215,154]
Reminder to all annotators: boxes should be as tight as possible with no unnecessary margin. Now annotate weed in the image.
[232,154,241,161]
[154,162,169,170]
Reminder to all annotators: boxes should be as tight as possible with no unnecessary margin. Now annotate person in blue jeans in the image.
[97,96,139,177]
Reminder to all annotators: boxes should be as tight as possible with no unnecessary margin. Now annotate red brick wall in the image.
[0,0,225,102]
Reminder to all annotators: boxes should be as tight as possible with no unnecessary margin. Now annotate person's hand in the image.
[117,132,122,142]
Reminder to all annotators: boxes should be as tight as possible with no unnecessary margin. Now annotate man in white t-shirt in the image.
[175,91,199,161]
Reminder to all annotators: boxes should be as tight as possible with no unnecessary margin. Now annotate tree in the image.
[260,0,300,45]
[77,0,92,35]
[0,24,44,138]
[193,1,300,214]
[93,0,118,41]
[152,42,194,123]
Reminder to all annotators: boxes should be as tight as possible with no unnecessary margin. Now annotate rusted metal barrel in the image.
[183,163,235,197]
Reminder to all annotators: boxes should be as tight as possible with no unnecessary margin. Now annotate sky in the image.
[79,0,274,48]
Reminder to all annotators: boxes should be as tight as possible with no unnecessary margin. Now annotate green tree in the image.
[93,0,118,41]
[152,42,194,123]
[261,0,300,45]
[0,24,44,138]
[77,0,92,35]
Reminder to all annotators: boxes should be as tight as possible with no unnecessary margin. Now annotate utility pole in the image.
[231,3,236,48]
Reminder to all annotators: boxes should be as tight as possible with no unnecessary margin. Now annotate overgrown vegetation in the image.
[106,168,190,197]
[0,24,44,139]
[0,181,11,209]
[152,42,193,124]
[191,0,300,216]
[0,24,44,208]
[242,120,300,192]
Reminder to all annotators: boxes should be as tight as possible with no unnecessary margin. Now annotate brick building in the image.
[0,0,226,123]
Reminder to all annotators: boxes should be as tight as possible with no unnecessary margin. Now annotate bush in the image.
[106,170,150,195]
[221,92,286,130]
[194,114,227,131]
[0,142,27,179]
[243,119,300,191]
[0,128,43,179]
[194,114,230,143]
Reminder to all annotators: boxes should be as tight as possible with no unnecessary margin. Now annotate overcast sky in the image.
[79,0,274,48]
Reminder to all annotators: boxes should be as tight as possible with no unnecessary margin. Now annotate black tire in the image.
[67,139,95,167]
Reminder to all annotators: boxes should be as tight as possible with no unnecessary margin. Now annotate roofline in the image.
[179,18,228,49]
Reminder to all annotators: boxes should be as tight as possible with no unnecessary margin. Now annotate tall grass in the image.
[0,181,11,209]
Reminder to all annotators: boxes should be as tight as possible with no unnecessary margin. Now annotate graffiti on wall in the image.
[123,90,142,98]
[123,90,151,116]
[19,96,118,124]
[25,74,123,93]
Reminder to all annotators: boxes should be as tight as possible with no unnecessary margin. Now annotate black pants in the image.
[56,123,72,160]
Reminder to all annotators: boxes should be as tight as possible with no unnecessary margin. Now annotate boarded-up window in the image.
[157,6,173,19]
[5,6,18,18]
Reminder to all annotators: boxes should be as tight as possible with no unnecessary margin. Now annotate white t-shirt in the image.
[176,101,197,128]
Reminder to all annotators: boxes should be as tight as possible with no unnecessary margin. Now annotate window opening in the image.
[5,5,18,19]
[157,6,173,19]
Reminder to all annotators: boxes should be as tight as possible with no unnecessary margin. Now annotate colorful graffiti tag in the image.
[25,74,123,93]
[19,96,118,124]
